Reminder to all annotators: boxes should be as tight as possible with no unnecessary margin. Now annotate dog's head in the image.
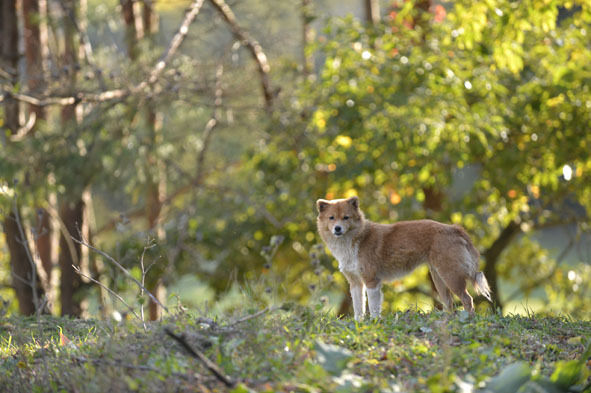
[316,196,364,238]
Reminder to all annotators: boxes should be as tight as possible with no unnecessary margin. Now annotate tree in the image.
[246,0,591,316]
[1,0,277,317]
[1,0,20,134]
[57,0,85,317]
[118,0,167,320]
[1,0,48,316]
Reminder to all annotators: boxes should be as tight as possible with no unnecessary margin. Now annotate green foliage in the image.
[484,362,533,393]
[2,0,591,319]
[484,344,591,393]
[244,0,591,314]
[1,304,589,392]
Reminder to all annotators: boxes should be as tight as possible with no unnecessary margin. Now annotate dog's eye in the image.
[343,216,349,220]
[329,216,335,220]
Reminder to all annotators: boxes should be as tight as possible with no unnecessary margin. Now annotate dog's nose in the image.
[334,225,342,233]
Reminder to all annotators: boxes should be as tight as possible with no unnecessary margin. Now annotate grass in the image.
[0,302,589,393]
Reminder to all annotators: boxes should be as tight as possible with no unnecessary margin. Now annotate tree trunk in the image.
[483,220,521,310]
[58,0,85,317]
[4,210,46,315]
[22,0,45,121]
[143,1,166,321]
[58,199,84,316]
[22,0,54,289]
[208,0,274,112]
[120,0,166,320]
[120,0,138,60]
[2,0,46,315]
[146,141,166,321]
[411,0,432,32]
[364,0,380,25]
[61,0,78,121]
[1,0,20,133]
[35,208,53,282]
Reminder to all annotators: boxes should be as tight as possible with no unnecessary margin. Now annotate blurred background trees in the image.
[1,0,590,320]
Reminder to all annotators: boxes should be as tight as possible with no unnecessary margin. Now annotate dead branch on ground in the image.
[164,327,235,388]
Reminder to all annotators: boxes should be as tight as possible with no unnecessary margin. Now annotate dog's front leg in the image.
[350,283,366,321]
[366,282,383,319]
[344,273,366,321]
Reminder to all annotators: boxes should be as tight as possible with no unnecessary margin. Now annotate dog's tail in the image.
[473,272,492,303]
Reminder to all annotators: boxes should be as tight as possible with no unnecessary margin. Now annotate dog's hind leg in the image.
[430,268,454,311]
[430,243,476,313]
[366,280,383,319]
[438,271,474,313]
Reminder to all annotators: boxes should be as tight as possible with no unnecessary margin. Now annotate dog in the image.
[316,196,491,320]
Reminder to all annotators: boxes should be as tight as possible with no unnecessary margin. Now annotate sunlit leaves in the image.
[239,0,591,311]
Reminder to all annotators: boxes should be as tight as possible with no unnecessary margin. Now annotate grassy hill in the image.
[1,303,589,392]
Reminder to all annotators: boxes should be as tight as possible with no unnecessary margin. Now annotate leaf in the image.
[59,331,70,346]
[314,340,353,376]
[124,376,140,391]
[485,362,531,393]
[550,360,584,389]
[230,383,256,393]
[566,336,582,345]
[525,378,567,393]
[58,326,71,347]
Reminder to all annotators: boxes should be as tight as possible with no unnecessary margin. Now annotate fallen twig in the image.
[226,305,280,327]
[164,327,235,388]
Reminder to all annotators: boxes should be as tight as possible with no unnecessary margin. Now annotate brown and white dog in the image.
[316,196,491,320]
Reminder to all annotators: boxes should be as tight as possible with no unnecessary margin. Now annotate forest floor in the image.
[1,304,589,393]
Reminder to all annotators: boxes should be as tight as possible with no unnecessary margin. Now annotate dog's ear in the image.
[347,196,359,210]
[316,199,330,213]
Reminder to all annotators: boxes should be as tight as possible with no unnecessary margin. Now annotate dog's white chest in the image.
[327,239,360,274]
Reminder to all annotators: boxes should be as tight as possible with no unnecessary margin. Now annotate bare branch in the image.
[146,0,205,86]
[0,0,206,107]
[97,69,224,236]
[71,236,169,313]
[195,64,223,184]
[72,265,142,322]
[207,0,274,112]
[226,305,280,327]
[139,243,157,324]
[0,67,14,80]
[8,112,37,142]
[57,0,107,89]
